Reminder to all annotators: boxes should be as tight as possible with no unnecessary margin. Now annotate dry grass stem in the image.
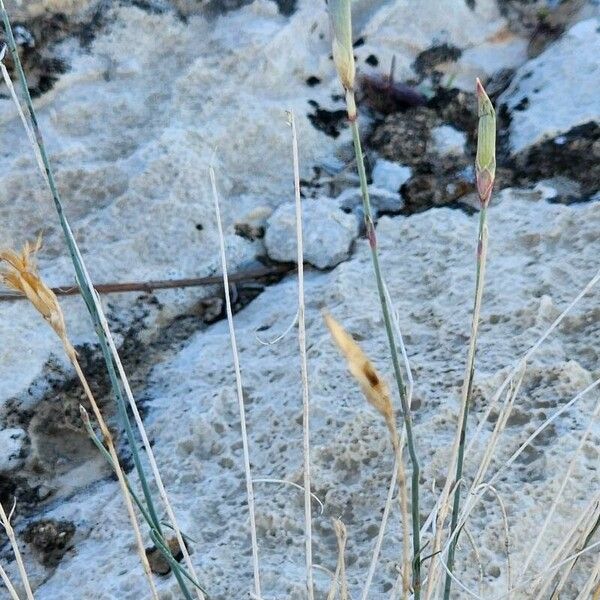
[287,110,315,600]
[327,519,348,600]
[0,501,34,600]
[209,167,262,598]
[252,479,324,515]
[0,240,159,599]
[361,458,398,600]
[520,392,600,581]
[463,526,484,598]
[93,299,204,599]
[0,562,21,600]
[324,313,412,596]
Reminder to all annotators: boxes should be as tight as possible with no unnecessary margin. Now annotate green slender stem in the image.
[0,0,162,534]
[347,91,422,597]
[0,6,201,598]
[443,206,489,599]
[83,416,207,597]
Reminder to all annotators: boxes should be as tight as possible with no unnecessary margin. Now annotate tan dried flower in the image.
[324,312,394,426]
[0,238,74,358]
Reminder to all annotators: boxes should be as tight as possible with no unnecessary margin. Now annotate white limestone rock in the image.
[372,159,412,192]
[357,0,527,90]
[500,18,600,155]
[264,199,358,268]
[0,0,345,403]
[19,191,600,600]
[430,124,467,156]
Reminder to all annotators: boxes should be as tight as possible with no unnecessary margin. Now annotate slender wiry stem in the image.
[287,111,315,600]
[0,2,161,537]
[0,265,291,301]
[209,168,262,599]
[0,8,202,598]
[328,519,348,600]
[362,458,398,600]
[0,502,34,600]
[443,206,489,599]
[69,350,159,600]
[345,88,422,597]
[80,411,210,598]
[0,562,21,600]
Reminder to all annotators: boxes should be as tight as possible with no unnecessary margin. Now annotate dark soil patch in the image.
[191,0,295,17]
[0,2,115,99]
[512,122,600,198]
[412,43,462,80]
[23,518,76,567]
[367,87,481,213]
[146,535,186,576]
[307,101,348,139]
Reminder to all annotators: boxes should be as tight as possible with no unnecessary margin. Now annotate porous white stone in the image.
[430,124,467,156]
[264,199,358,268]
[500,18,600,155]
[372,159,412,193]
[18,192,600,600]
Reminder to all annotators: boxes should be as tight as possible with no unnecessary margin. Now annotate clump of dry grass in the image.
[0,239,159,599]
[0,4,205,597]
[324,312,412,596]
[0,238,73,359]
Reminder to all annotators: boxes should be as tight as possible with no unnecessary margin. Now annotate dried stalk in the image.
[286,111,315,600]
[0,241,158,599]
[209,168,261,598]
[330,519,349,600]
[0,562,21,600]
[0,7,203,597]
[0,502,33,600]
[324,313,411,596]
[327,3,421,593]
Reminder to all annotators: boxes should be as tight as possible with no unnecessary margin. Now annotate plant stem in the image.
[0,6,201,598]
[288,111,315,600]
[209,168,262,599]
[0,0,161,533]
[71,353,159,600]
[0,563,21,600]
[0,502,34,600]
[345,89,422,597]
[443,206,489,600]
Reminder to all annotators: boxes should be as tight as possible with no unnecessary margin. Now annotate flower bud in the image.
[475,78,496,205]
[329,0,355,90]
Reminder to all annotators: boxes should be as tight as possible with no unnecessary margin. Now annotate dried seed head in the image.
[324,312,394,424]
[0,238,74,357]
[329,0,355,90]
[475,78,496,206]
[332,518,347,545]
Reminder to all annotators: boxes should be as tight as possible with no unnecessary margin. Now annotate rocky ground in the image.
[0,0,598,599]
